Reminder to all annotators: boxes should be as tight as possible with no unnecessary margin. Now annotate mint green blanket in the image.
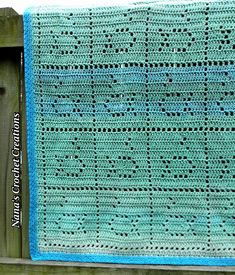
[24,0,235,264]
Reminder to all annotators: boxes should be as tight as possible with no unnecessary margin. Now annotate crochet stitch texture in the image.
[24,0,235,264]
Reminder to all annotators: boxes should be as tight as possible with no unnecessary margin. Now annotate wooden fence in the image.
[0,7,235,274]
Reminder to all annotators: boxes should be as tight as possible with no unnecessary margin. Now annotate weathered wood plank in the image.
[1,258,235,274]
[0,15,23,48]
[20,51,30,258]
[1,258,235,273]
[0,8,23,259]
[0,266,228,275]
[0,48,22,257]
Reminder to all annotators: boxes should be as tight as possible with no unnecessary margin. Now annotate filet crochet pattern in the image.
[24,0,235,265]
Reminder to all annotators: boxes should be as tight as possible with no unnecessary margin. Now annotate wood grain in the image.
[0,15,23,48]
[1,258,235,273]
[0,47,22,258]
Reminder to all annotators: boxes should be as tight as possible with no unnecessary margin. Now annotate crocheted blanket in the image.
[24,1,235,265]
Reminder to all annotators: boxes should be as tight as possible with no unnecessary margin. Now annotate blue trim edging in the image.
[31,251,235,266]
[23,7,39,260]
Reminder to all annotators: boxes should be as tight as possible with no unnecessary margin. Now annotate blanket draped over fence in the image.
[24,0,235,265]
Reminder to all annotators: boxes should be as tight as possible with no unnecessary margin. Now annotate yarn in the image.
[24,1,235,264]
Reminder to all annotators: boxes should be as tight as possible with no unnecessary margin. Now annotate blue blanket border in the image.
[23,6,235,266]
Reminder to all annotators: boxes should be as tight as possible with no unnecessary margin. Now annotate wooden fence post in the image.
[0,8,24,258]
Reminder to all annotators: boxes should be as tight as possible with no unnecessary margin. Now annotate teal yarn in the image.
[24,1,235,264]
